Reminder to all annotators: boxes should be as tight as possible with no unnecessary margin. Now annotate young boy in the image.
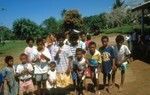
[54,32,73,88]
[16,53,34,95]
[34,38,52,94]
[46,61,57,89]
[112,35,131,91]
[85,41,102,94]
[24,37,37,63]
[99,36,115,93]
[0,56,18,95]
[73,48,87,94]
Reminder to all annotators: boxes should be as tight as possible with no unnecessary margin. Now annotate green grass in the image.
[0,40,26,56]
[0,40,26,68]
[102,24,150,34]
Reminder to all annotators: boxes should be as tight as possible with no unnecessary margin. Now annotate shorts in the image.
[35,73,48,82]
[118,62,128,71]
[19,79,34,93]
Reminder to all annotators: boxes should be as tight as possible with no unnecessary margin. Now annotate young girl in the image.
[24,37,37,63]
[46,61,57,89]
[16,53,34,95]
[112,35,131,91]
[34,38,52,94]
[0,56,18,95]
[99,36,115,93]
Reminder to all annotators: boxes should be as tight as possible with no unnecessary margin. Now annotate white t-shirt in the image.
[16,63,33,80]
[47,69,57,81]
[34,47,52,74]
[73,57,86,70]
[24,46,38,62]
[78,40,86,50]
[113,45,131,64]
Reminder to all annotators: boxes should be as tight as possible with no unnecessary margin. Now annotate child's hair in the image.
[69,32,79,41]
[76,48,84,53]
[115,35,124,43]
[50,61,56,67]
[87,35,91,40]
[101,36,109,41]
[19,53,28,59]
[36,38,44,45]
[88,41,96,47]
[26,37,34,44]
[5,56,13,64]
[56,32,66,40]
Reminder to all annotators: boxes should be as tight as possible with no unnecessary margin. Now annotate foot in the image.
[96,90,101,95]
[106,87,111,94]
[118,86,123,92]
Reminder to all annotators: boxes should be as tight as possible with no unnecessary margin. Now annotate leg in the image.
[103,74,106,86]
[107,74,112,93]
[112,69,117,86]
[120,70,125,90]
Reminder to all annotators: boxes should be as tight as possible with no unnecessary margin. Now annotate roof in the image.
[132,1,150,11]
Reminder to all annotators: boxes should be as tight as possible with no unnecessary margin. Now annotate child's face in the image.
[81,34,86,41]
[58,38,64,47]
[116,40,123,46]
[7,59,13,66]
[76,51,83,60]
[89,44,96,54]
[50,64,56,71]
[37,42,44,51]
[28,40,34,47]
[20,55,28,64]
[102,38,108,47]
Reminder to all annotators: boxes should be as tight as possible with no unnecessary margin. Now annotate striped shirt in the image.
[54,45,73,73]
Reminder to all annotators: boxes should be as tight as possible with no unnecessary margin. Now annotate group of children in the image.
[0,31,131,95]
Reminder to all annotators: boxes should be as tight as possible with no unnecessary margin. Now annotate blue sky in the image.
[0,0,114,28]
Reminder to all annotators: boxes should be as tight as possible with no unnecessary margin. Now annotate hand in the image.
[112,65,117,71]
[66,68,70,75]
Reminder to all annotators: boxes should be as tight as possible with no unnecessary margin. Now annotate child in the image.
[85,41,102,94]
[85,35,92,50]
[73,48,87,94]
[112,35,131,91]
[24,37,37,63]
[78,32,86,50]
[46,61,57,89]
[0,56,18,95]
[99,36,115,93]
[16,53,34,95]
[54,32,73,88]
[34,38,52,94]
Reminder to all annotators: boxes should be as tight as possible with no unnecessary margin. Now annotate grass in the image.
[0,40,26,68]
